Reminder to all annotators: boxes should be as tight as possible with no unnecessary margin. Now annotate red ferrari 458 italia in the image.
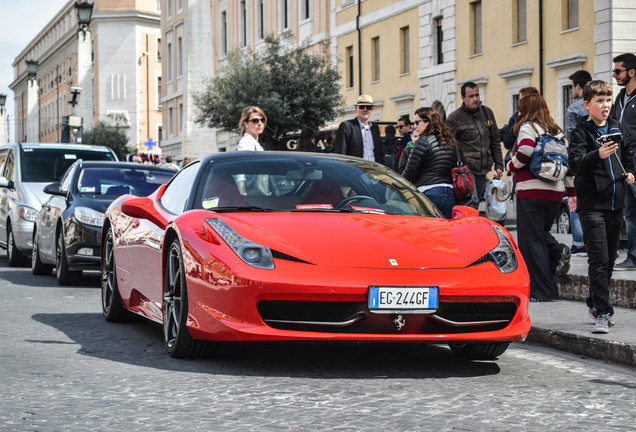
[101,152,530,359]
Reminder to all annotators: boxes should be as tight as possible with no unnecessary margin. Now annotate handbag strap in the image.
[453,142,464,166]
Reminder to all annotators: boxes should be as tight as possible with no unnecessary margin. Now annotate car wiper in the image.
[291,207,354,213]
[211,206,277,212]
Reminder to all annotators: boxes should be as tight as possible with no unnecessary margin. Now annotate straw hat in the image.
[355,94,374,106]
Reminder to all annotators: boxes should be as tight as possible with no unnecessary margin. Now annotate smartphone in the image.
[597,133,623,145]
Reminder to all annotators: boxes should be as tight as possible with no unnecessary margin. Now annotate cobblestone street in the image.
[1,265,635,431]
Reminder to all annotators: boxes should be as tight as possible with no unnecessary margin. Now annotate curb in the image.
[526,327,636,367]
[557,274,636,309]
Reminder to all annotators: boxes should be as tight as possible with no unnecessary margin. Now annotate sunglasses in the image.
[247,118,265,124]
[414,118,430,125]
[613,68,626,74]
[358,105,374,110]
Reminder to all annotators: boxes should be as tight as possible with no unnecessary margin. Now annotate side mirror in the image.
[452,205,480,219]
[43,182,66,196]
[0,176,14,190]
[121,196,168,229]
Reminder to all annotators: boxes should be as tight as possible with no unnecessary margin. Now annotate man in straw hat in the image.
[335,94,383,162]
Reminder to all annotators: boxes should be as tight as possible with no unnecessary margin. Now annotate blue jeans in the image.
[423,186,456,219]
[570,211,584,247]
[467,173,487,210]
[624,183,636,262]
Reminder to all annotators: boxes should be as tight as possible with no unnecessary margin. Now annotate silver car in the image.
[0,143,117,266]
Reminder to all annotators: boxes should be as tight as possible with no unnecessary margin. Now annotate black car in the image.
[32,160,176,285]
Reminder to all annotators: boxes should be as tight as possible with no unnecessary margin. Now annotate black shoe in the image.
[555,246,571,277]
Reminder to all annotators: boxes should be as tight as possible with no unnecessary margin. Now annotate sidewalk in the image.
[507,224,636,367]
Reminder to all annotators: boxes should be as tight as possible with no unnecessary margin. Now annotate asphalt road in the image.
[1,261,636,431]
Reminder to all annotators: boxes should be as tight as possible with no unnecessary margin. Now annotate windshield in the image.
[192,156,441,217]
[21,147,116,182]
[77,167,175,196]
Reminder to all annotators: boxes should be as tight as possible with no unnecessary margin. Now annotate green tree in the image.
[194,32,342,149]
[82,122,129,160]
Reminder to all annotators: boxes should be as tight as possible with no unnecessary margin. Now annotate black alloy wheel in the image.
[101,228,131,322]
[163,238,212,358]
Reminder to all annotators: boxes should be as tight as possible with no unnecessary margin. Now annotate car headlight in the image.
[488,225,518,273]
[206,218,274,270]
[18,205,39,222]
[74,206,105,227]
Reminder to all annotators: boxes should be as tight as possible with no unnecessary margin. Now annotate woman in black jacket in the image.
[401,107,459,218]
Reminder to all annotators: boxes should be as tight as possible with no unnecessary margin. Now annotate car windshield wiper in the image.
[291,207,355,213]
[210,206,277,213]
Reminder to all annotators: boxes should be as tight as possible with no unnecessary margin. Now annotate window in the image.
[179,103,184,132]
[256,0,265,39]
[168,106,174,137]
[157,76,162,107]
[240,1,247,47]
[471,1,482,55]
[166,42,173,81]
[166,0,172,18]
[564,0,579,30]
[177,37,183,77]
[177,0,182,12]
[280,0,290,30]
[221,11,228,55]
[157,37,162,61]
[400,26,410,73]
[159,162,200,215]
[346,46,354,89]
[301,0,311,21]
[371,37,380,82]
[514,0,527,43]
[433,18,443,65]
[512,93,520,114]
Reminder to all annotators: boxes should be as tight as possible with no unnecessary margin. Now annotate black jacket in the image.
[334,118,383,162]
[569,117,634,211]
[401,135,459,188]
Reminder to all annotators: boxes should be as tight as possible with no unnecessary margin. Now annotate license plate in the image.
[368,286,439,314]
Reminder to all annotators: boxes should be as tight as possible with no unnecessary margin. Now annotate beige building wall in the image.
[454,0,596,130]
[334,0,424,126]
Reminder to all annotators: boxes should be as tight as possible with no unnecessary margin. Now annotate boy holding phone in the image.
[569,80,635,334]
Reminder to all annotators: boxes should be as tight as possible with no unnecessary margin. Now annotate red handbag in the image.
[451,144,475,204]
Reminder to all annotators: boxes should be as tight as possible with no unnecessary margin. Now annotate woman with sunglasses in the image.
[237,106,267,151]
[401,107,459,218]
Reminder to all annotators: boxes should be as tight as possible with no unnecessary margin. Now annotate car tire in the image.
[6,223,27,267]
[101,228,134,322]
[556,207,571,234]
[163,238,216,358]
[448,342,509,360]
[56,231,82,286]
[31,233,53,275]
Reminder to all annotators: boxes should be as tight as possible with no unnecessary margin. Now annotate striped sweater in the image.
[506,122,575,201]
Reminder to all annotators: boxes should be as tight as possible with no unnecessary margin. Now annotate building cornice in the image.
[546,53,588,70]
[498,64,534,80]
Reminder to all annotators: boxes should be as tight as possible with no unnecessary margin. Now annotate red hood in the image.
[216,213,501,269]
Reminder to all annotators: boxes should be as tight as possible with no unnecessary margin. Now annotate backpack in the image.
[529,133,568,182]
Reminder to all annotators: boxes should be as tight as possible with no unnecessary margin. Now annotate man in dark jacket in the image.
[335,94,383,162]
[447,82,504,209]
[611,53,636,270]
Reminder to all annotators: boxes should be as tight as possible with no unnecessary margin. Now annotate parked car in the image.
[101,151,530,360]
[32,160,175,285]
[0,143,118,266]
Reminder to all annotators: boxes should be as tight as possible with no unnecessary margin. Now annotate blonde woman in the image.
[237,106,266,151]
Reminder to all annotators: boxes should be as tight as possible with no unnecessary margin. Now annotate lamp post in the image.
[25,59,39,143]
[75,1,94,139]
[0,93,7,145]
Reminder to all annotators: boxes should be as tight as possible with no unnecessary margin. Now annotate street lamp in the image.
[75,1,94,37]
[26,60,38,80]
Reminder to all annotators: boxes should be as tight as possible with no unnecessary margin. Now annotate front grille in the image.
[257,300,518,334]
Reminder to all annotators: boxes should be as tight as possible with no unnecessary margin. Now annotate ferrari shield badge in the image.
[389,259,398,266]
